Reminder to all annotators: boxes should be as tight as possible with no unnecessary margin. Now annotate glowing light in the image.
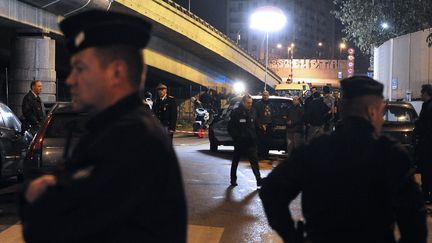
[250,6,287,32]
[381,22,389,29]
[233,81,246,94]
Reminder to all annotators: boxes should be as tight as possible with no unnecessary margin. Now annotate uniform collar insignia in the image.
[74,31,85,48]
[72,165,94,180]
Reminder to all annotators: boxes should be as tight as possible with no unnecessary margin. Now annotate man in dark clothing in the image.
[260,76,427,243]
[199,87,214,110]
[21,80,45,134]
[285,96,304,157]
[304,91,330,142]
[153,83,178,141]
[254,90,272,159]
[415,84,432,203]
[228,94,262,187]
[19,10,187,242]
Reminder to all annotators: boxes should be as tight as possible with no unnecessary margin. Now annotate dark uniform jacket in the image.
[415,99,432,154]
[19,93,187,242]
[255,100,273,125]
[304,97,330,126]
[153,95,178,131]
[260,116,427,243]
[286,104,304,134]
[22,91,45,128]
[228,105,258,145]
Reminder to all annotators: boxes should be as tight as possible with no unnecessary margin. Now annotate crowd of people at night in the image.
[16,9,432,243]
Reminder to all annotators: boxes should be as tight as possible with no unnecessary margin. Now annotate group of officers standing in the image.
[15,9,432,243]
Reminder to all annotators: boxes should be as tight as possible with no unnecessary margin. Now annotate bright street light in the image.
[250,6,287,90]
[318,42,323,47]
[277,43,283,49]
[339,42,347,79]
[381,22,389,29]
[233,81,246,94]
[250,6,287,32]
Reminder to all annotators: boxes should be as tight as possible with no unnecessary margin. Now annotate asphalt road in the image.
[1,135,432,242]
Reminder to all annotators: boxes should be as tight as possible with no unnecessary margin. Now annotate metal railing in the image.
[160,0,271,69]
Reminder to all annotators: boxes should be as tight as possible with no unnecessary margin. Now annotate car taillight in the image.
[26,115,52,167]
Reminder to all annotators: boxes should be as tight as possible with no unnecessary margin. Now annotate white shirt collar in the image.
[30,90,38,98]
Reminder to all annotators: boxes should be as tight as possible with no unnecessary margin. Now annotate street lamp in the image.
[288,43,294,82]
[339,42,347,79]
[381,22,389,29]
[250,6,287,90]
[317,42,323,58]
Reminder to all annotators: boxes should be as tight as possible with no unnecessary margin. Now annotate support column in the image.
[9,32,56,116]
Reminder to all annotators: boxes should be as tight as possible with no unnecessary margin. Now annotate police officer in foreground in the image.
[153,83,178,141]
[19,10,187,242]
[228,94,262,187]
[260,76,427,243]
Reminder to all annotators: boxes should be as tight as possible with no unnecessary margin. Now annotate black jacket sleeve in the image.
[259,147,305,243]
[378,137,427,243]
[169,97,178,131]
[227,109,239,140]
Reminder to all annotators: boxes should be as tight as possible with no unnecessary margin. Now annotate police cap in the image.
[156,83,167,90]
[340,76,383,99]
[59,10,152,55]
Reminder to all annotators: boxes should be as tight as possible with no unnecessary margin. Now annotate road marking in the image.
[0,225,24,243]
[188,225,224,243]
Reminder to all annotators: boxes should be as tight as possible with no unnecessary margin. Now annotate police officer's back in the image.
[260,76,427,243]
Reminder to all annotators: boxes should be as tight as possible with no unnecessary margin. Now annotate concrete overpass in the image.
[0,0,281,114]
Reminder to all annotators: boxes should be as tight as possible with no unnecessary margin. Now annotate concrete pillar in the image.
[8,33,56,116]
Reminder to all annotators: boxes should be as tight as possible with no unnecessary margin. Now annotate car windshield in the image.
[45,113,88,138]
[384,106,416,123]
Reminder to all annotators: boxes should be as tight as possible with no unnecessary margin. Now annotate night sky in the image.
[172,0,227,32]
[172,0,369,73]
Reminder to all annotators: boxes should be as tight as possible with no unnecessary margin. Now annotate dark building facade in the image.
[227,0,336,61]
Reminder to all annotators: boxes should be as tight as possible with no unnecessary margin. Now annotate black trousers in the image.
[419,150,432,198]
[257,129,271,159]
[231,143,261,183]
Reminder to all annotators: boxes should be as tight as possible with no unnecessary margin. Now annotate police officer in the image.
[255,90,272,159]
[19,10,187,242]
[228,94,262,187]
[21,80,46,134]
[260,76,427,243]
[153,83,178,141]
[415,84,432,203]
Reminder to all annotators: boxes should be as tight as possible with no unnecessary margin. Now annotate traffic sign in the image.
[348,48,355,55]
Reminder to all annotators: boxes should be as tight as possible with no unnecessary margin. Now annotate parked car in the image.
[208,95,293,152]
[0,102,33,181]
[382,101,418,159]
[24,102,88,179]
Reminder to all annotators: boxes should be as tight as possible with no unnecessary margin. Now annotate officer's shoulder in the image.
[168,95,175,100]
[377,134,399,148]
[306,134,332,151]
[377,134,411,158]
